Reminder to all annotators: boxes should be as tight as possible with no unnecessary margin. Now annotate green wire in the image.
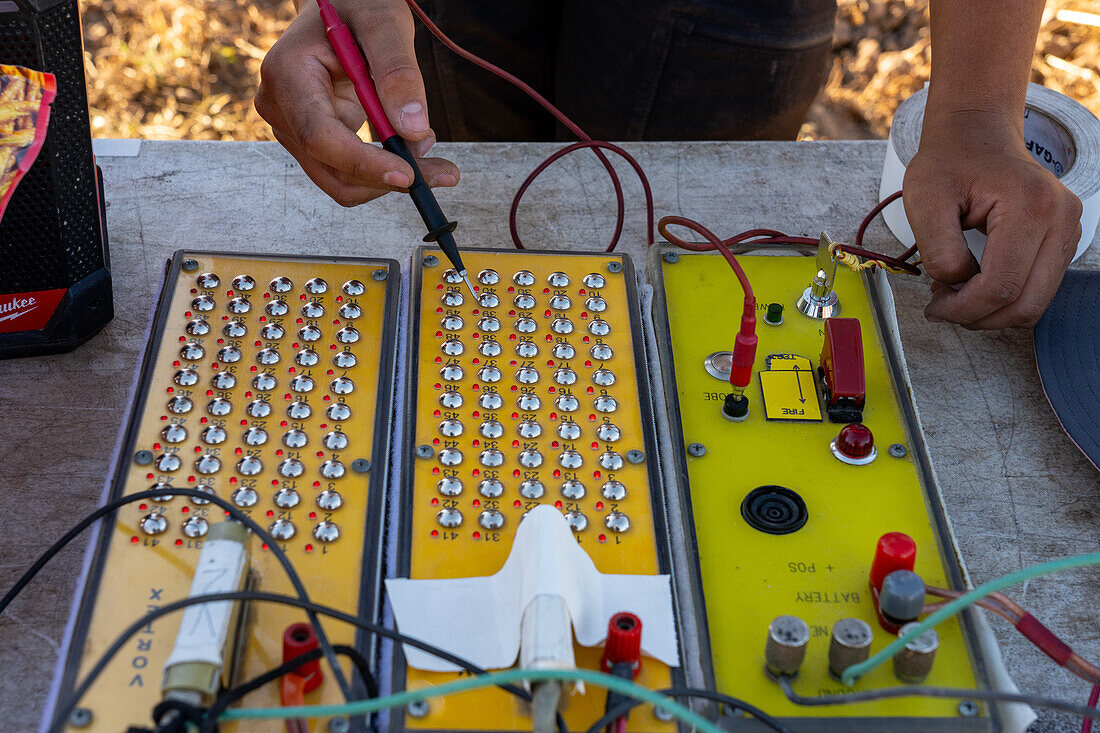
[841,551,1100,686]
[218,667,724,733]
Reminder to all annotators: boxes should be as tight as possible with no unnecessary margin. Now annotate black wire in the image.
[0,487,354,717]
[776,675,1100,719]
[55,590,568,733]
[200,645,374,733]
[586,687,792,733]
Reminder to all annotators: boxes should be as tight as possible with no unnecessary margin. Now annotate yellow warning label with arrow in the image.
[759,362,822,422]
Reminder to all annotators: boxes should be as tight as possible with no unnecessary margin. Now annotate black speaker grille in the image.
[0,1,104,293]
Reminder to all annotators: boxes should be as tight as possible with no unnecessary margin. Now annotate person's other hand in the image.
[255,0,459,207]
[902,113,1082,329]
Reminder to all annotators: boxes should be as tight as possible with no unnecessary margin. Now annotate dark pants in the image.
[414,0,836,142]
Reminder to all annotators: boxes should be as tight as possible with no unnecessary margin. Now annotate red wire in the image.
[658,216,754,299]
[406,0,649,252]
[407,0,914,269]
[513,140,654,248]
[1083,684,1100,733]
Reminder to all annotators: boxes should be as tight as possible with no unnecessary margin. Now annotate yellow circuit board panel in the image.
[54,252,398,732]
[651,248,997,731]
[391,248,679,733]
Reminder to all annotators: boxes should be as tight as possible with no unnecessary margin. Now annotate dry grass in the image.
[800,0,1100,139]
[79,0,1100,142]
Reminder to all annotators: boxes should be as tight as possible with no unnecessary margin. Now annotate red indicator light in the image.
[131,536,139,544]
[554,500,563,508]
[175,539,183,546]
[431,497,439,506]
[432,467,440,475]
[472,499,481,507]
[598,534,606,543]
[266,510,275,517]
[472,469,481,476]
[181,506,189,513]
[138,503,147,510]
[431,530,439,538]
[305,544,314,552]
[836,423,875,460]
[596,502,604,510]
[514,500,522,508]
[309,511,317,519]
[473,531,481,539]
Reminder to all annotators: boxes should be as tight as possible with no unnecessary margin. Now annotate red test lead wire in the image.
[658,216,757,392]
[316,0,475,294]
[315,0,395,140]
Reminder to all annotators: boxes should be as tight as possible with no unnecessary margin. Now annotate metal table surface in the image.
[0,139,1097,732]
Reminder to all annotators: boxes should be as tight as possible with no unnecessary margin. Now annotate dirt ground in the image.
[79,0,1100,142]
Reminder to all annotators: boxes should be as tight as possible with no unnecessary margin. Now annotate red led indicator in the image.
[431,530,439,538]
[473,531,481,539]
[175,539,183,546]
[472,499,481,507]
[131,536,139,544]
[514,500,522,508]
[305,544,314,552]
[431,498,439,506]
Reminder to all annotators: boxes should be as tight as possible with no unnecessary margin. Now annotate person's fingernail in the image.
[925,313,944,323]
[400,102,428,133]
[430,172,457,187]
[417,135,435,157]
[382,171,411,188]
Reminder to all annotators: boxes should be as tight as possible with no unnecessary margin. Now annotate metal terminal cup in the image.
[829,618,873,680]
[765,615,810,677]
[893,622,939,683]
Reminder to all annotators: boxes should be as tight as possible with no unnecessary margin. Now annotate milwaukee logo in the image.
[0,295,38,323]
[0,288,67,334]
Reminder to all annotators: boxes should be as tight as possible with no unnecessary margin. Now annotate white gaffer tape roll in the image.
[880,83,1100,263]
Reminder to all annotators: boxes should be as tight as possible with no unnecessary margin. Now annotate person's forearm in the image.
[925,0,1044,136]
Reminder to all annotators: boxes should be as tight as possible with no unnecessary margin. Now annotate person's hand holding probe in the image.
[900,0,1083,330]
[255,0,459,207]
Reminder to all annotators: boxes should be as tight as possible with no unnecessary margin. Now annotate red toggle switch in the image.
[820,318,865,423]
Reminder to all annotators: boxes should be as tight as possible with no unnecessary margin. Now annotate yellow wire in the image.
[829,242,914,275]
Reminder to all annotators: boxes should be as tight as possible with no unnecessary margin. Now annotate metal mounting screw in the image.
[371,269,388,281]
[133,450,154,466]
[181,258,199,272]
[69,708,93,728]
[415,444,434,459]
[351,458,371,473]
[327,717,351,733]
[663,252,679,264]
[888,443,908,458]
[653,706,674,722]
[606,261,623,274]
[423,255,439,267]
[625,449,645,464]
[687,442,706,457]
[407,700,430,718]
[957,700,979,717]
